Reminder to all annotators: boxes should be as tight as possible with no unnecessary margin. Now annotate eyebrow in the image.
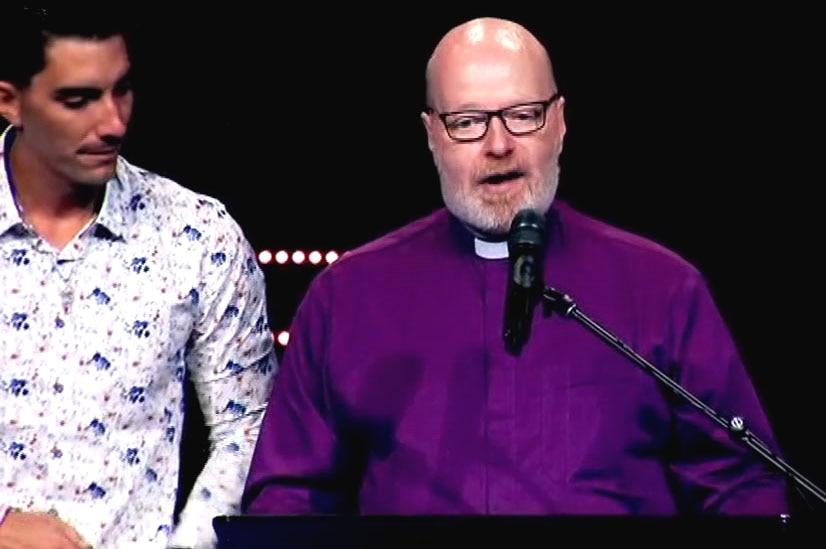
[444,100,541,114]
[52,69,133,100]
[53,86,103,100]
[444,103,487,113]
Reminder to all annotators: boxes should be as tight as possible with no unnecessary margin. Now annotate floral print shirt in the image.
[0,127,277,549]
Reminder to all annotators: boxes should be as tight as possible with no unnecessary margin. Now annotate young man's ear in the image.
[0,81,22,127]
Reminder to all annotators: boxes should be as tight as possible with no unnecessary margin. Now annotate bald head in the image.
[425,17,556,109]
[420,17,567,236]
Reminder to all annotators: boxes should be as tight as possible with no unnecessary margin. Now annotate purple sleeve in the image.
[241,271,358,514]
[665,273,790,514]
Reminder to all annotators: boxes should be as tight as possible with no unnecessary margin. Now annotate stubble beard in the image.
[438,164,560,239]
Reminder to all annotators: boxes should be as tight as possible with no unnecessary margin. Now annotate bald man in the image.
[242,17,789,516]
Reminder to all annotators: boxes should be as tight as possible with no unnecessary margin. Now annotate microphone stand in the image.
[539,285,826,510]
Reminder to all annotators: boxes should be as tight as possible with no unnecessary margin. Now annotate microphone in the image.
[503,208,547,355]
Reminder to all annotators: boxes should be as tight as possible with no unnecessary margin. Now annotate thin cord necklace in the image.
[4,131,99,310]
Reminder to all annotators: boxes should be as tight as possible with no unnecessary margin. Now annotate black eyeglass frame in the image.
[426,92,562,142]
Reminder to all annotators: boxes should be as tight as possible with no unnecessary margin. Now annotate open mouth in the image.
[482,170,524,185]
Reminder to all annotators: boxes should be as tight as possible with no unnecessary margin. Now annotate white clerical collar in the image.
[474,237,508,259]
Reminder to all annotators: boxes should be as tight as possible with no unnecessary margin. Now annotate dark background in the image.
[41,6,826,513]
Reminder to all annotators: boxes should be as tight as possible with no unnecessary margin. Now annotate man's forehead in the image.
[433,48,552,102]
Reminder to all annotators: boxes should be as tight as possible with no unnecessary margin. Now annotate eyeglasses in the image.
[428,93,562,142]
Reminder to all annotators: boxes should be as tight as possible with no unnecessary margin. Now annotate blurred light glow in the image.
[258,249,342,265]
[258,249,273,264]
[276,330,290,346]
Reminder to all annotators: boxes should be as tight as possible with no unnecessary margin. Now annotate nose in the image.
[97,94,131,141]
[482,115,515,157]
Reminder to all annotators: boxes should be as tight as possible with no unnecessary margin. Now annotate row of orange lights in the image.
[258,250,340,265]
[260,251,342,347]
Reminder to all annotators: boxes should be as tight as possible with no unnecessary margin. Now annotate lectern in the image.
[213,514,810,549]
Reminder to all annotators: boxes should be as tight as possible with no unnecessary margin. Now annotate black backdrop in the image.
[23,5,826,514]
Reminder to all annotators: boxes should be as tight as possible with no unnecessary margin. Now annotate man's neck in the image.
[9,138,102,219]
[7,138,103,249]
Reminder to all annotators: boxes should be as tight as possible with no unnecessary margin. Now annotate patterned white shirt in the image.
[0,127,277,549]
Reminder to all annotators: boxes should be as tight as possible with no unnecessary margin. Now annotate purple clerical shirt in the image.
[242,201,789,515]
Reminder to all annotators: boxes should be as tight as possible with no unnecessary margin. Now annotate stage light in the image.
[257,250,273,264]
[276,330,290,346]
[257,249,342,266]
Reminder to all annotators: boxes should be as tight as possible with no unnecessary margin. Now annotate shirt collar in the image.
[474,238,508,259]
[0,126,23,235]
[463,205,564,260]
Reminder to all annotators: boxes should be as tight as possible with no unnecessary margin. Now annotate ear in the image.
[552,96,567,155]
[420,111,436,153]
[0,81,22,127]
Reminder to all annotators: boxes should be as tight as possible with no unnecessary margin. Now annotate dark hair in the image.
[0,2,138,88]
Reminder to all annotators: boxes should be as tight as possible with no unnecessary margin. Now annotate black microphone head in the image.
[503,209,546,355]
[508,208,546,254]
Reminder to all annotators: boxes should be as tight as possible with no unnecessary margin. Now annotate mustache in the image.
[78,135,124,154]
